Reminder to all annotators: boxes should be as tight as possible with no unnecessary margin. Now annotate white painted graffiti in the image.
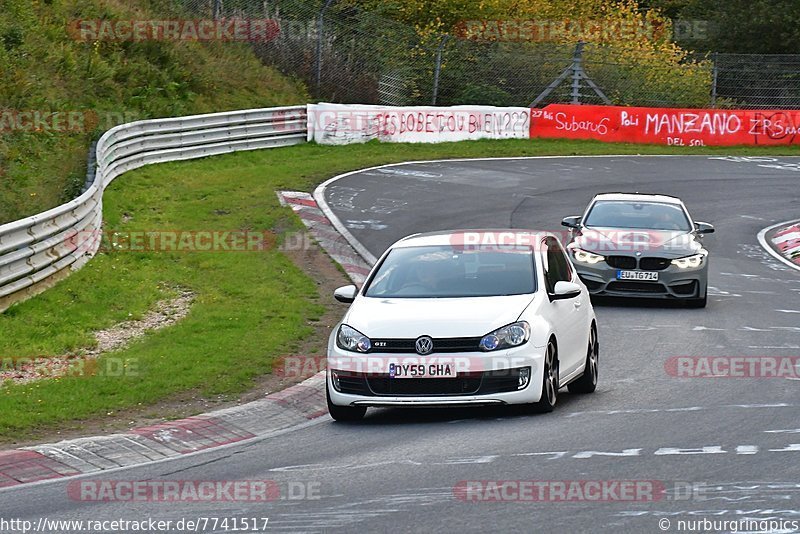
[327,186,364,212]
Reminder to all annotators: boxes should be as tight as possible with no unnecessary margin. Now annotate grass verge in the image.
[1,138,799,440]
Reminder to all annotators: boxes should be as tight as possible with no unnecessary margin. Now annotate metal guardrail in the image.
[0,105,308,311]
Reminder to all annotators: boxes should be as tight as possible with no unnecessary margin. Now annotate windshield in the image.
[364,245,537,298]
[583,200,691,231]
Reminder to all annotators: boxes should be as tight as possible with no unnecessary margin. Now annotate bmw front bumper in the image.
[574,259,708,300]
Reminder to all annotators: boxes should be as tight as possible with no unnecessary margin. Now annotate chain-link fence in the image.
[171,0,800,109]
[711,54,800,109]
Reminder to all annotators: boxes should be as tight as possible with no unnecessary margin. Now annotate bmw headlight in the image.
[671,250,707,269]
[336,324,372,353]
[479,321,530,352]
[572,248,605,265]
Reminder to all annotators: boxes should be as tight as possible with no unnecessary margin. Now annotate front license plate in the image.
[389,362,457,379]
[617,270,659,281]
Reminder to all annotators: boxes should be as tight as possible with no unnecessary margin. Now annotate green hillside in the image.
[0,0,307,224]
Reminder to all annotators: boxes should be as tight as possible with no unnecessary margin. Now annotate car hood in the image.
[344,294,535,338]
[574,227,703,258]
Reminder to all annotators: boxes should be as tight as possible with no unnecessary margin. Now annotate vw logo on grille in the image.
[415,336,434,355]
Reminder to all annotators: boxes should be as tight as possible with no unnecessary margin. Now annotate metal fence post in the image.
[213,0,222,19]
[431,35,450,106]
[710,52,719,108]
[571,42,585,104]
[532,41,608,107]
[315,0,336,95]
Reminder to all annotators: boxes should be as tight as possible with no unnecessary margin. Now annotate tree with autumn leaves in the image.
[341,0,713,107]
[344,0,800,53]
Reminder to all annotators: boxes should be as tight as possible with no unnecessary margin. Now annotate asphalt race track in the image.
[3,156,800,533]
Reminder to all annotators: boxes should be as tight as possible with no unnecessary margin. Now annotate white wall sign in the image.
[308,103,531,145]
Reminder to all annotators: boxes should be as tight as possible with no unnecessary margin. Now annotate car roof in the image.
[392,229,563,249]
[590,192,684,205]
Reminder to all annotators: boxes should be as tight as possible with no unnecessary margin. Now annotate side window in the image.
[544,237,572,292]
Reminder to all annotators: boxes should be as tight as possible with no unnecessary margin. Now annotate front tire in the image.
[327,382,366,422]
[568,324,598,394]
[531,341,559,413]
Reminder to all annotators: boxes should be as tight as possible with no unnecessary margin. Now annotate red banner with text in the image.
[530,104,800,146]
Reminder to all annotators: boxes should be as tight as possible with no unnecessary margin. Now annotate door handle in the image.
[573,300,582,308]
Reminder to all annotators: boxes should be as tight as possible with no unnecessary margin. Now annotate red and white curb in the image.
[0,372,325,490]
[759,218,800,271]
[278,191,372,284]
[772,224,800,265]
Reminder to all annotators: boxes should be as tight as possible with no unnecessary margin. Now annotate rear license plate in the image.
[617,270,659,281]
[389,363,457,379]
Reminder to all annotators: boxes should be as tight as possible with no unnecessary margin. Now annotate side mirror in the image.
[334,285,358,303]
[695,222,715,234]
[551,281,582,300]
[561,216,582,229]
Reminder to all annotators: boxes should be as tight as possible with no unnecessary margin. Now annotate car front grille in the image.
[639,257,672,271]
[605,256,672,271]
[369,337,483,354]
[605,255,637,269]
[335,369,525,397]
[367,375,483,395]
[606,281,667,294]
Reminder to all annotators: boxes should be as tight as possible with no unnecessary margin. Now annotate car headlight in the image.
[572,248,605,264]
[671,250,707,269]
[336,324,371,353]
[479,321,530,352]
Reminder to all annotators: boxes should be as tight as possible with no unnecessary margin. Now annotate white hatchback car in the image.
[326,230,599,421]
